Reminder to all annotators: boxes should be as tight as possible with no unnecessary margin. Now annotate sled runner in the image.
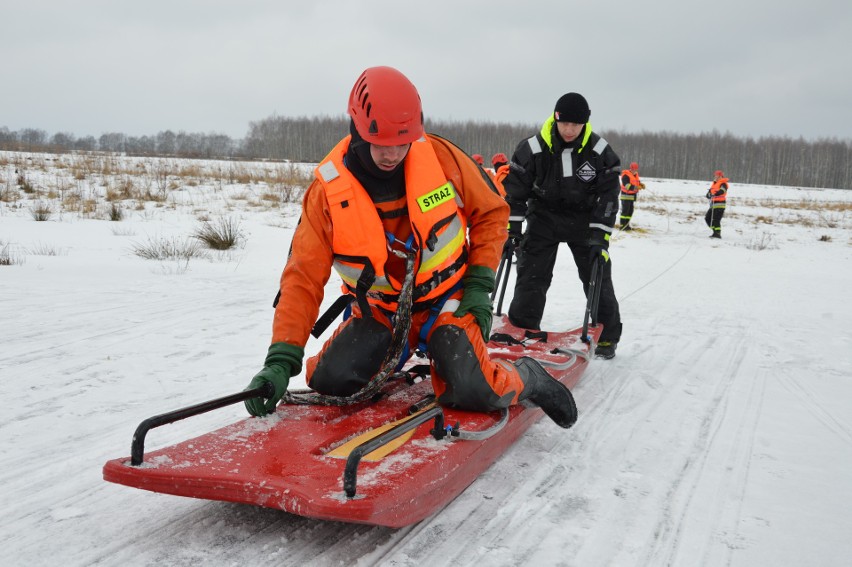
[102,318,600,528]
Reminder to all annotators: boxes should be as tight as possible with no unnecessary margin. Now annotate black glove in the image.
[589,244,609,265]
[508,219,523,244]
[587,233,610,266]
[509,221,524,240]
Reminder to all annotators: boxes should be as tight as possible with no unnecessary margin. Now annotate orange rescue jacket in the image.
[620,169,641,196]
[270,135,509,347]
[317,136,468,311]
[491,164,510,198]
[708,177,729,204]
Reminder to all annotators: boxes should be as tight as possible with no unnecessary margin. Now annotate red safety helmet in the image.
[714,170,724,177]
[630,162,639,171]
[472,154,484,166]
[491,153,508,167]
[348,66,424,146]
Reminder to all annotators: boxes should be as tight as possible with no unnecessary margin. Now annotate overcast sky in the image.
[3,0,851,142]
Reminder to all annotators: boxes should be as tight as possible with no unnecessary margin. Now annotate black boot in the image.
[594,341,617,359]
[515,357,577,428]
[710,232,721,239]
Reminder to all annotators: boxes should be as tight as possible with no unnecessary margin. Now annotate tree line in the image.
[2,117,850,189]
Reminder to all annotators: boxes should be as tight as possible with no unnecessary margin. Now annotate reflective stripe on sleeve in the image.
[527,136,542,154]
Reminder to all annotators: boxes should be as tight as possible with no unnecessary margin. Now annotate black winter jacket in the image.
[503,118,621,243]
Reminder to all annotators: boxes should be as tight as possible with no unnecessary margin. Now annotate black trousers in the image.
[705,205,725,233]
[508,213,622,343]
[619,199,635,226]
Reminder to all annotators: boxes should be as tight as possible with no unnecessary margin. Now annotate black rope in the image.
[283,248,417,406]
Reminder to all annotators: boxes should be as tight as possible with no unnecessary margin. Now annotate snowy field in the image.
[1,150,851,566]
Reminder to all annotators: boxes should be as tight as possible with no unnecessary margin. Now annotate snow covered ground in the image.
[1,151,851,566]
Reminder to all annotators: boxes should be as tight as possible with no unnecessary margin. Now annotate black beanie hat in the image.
[554,92,590,123]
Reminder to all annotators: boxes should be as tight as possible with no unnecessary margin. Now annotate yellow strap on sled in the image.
[325,402,437,462]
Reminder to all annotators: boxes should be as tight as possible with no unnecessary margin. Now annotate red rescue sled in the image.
[102,317,601,528]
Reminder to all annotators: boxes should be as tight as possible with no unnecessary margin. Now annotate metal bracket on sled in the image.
[343,405,451,498]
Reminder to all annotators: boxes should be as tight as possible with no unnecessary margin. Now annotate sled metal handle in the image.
[343,405,446,498]
[581,255,605,344]
[491,239,516,316]
[130,383,274,466]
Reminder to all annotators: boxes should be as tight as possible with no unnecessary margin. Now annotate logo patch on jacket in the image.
[577,161,596,182]
[416,182,456,212]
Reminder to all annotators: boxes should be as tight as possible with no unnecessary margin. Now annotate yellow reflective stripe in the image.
[425,216,463,258]
[539,117,592,153]
[577,122,593,153]
[539,116,554,150]
[333,261,395,293]
[420,228,465,274]
[333,261,360,288]
[371,279,395,293]
[415,182,457,213]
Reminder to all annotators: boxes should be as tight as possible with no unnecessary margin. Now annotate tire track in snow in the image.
[366,242,717,566]
[75,498,397,566]
[776,373,852,449]
[637,326,765,566]
[357,345,687,566]
[0,294,255,367]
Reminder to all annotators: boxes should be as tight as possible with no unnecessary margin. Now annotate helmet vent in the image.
[369,120,379,134]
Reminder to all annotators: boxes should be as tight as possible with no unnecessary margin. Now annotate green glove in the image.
[453,265,496,342]
[244,342,304,417]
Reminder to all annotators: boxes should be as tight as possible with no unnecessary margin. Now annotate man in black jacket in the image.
[504,92,623,359]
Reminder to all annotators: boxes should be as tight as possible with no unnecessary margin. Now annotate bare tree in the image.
[50,132,76,149]
[74,136,97,151]
[2,119,850,189]
[20,128,48,150]
[156,130,177,155]
[99,132,126,153]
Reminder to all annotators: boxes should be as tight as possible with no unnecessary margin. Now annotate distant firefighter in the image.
[489,152,510,197]
[619,162,644,230]
[491,152,508,170]
[705,170,729,238]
